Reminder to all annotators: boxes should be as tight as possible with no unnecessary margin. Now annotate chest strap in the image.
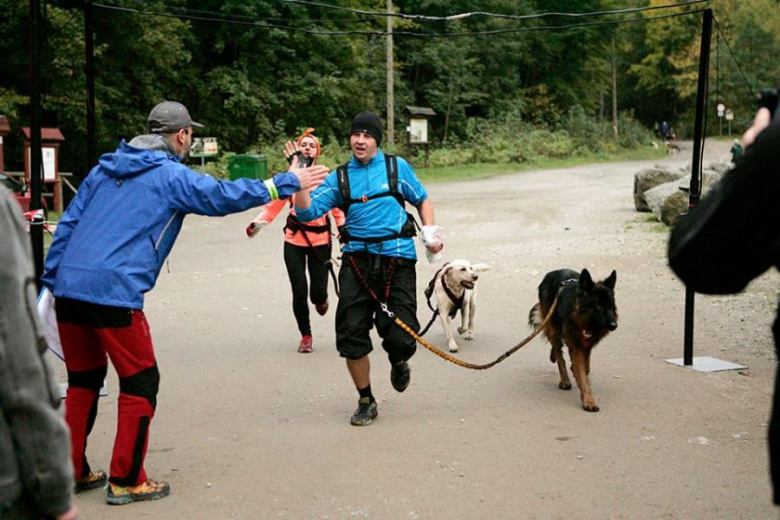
[336,154,419,244]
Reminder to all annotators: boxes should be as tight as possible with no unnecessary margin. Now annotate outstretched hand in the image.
[246,220,268,238]
[284,141,300,164]
[288,156,329,191]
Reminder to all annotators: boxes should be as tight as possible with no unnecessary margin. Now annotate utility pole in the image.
[85,0,96,170]
[611,36,618,138]
[386,0,394,148]
[29,0,44,288]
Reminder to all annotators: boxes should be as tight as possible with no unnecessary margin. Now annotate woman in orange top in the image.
[246,129,345,353]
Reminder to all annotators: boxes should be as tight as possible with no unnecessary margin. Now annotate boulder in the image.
[653,170,726,225]
[660,191,689,226]
[634,167,685,211]
[644,180,682,219]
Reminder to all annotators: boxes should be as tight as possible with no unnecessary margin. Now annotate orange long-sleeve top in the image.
[253,198,345,247]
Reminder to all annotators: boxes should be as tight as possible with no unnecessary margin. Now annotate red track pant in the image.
[58,310,158,487]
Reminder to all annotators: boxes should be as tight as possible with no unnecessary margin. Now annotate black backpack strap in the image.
[384,154,405,207]
[336,163,351,213]
[385,154,397,191]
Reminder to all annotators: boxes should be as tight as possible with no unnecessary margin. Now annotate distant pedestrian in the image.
[660,121,672,141]
[730,139,743,162]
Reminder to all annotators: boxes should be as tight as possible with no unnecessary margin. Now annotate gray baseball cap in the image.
[148,101,204,133]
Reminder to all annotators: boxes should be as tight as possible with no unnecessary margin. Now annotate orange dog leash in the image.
[347,255,560,370]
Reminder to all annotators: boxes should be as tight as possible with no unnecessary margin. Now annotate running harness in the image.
[336,154,419,244]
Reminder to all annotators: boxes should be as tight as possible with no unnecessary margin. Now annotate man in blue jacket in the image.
[294,111,443,426]
[42,101,328,505]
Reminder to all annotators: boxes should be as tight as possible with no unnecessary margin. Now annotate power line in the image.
[121,0,360,24]
[279,0,710,22]
[712,15,756,100]
[93,2,707,39]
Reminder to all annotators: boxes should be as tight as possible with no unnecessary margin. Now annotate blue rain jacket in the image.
[42,139,300,309]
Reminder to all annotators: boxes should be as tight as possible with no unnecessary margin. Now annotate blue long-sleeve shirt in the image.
[295,151,427,260]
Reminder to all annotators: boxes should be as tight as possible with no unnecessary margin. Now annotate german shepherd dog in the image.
[528,269,618,412]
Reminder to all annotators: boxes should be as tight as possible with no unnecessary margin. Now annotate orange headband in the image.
[295,127,321,158]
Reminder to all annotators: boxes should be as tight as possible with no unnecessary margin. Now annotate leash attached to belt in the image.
[347,256,561,370]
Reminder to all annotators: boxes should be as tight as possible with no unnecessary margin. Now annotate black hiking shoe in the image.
[390,361,411,393]
[350,397,378,426]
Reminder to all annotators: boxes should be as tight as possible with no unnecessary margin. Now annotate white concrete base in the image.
[664,356,747,372]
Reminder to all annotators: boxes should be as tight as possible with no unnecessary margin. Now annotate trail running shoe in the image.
[315,301,329,316]
[350,397,378,426]
[75,470,107,493]
[298,335,313,353]
[106,479,170,505]
[390,360,411,393]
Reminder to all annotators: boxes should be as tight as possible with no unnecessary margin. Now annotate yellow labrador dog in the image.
[427,259,490,352]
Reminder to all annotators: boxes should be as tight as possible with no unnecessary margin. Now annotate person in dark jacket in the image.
[669,107,779,505]
[0,185,78,520]
[41,101,329,505]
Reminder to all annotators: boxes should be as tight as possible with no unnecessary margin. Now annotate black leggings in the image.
[284,242,330,336]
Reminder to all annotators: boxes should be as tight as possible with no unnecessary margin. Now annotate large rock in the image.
[634,167,685,211]
[708,161,732,175]
[644,181,682,218]
[660,191,689,226]
[652,170,726,225]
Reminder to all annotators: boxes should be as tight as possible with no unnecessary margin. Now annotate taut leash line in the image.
[347,254,559,370]
[392,297,558,370]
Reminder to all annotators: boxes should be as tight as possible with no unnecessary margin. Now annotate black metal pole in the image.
[683,8,713,366]
[85,0,96,169]
[29,0,44,289]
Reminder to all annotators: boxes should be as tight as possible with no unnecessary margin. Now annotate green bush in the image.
[206,109,657,175]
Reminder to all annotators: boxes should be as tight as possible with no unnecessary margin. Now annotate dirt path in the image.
[71,140,780,519]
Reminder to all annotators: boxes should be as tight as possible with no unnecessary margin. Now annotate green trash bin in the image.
[228,154,267,181]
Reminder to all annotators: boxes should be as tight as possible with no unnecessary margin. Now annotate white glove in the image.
[421,225,442,247]
[421,225,444,263]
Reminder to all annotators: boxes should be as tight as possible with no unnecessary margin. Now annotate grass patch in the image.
[649,223,669,233]
[416,147,666,183]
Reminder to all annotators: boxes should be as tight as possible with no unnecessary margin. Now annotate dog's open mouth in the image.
[460,280,475,290]
[582,330,593,340]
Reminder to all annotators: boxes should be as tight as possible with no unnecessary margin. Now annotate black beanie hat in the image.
[350,111,383,146]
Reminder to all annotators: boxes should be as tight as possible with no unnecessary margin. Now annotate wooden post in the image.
[611,36,618,138]
[29,0,44,288]
[386,0,394,148]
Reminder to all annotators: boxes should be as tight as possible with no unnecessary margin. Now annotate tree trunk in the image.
[443,76,455,144]
[611,36,618,138]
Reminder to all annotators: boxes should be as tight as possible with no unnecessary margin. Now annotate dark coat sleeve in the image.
[668,121,780,294]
